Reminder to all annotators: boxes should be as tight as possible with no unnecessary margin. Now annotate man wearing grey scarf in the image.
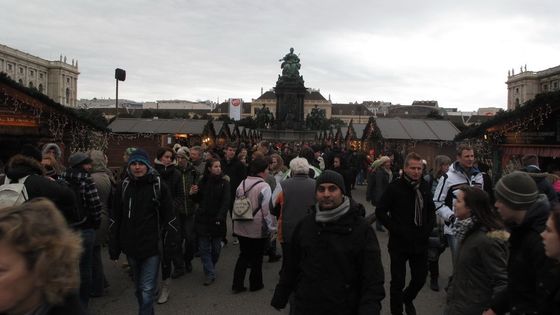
[271,170,385,314]
[376,153,435,315]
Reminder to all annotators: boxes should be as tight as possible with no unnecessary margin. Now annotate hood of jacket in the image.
[517,194,550,231]
[153,159,177,178]
[41,143,63,160]
[6,154,44,181]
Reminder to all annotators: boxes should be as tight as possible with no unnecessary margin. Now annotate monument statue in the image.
[255,104,274,129]
[279,47,301,78]
[306,105,326,130]
[274,47,306,130]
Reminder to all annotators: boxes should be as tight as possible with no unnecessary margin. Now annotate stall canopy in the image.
[375,118,459,141]
[109,118,208,134]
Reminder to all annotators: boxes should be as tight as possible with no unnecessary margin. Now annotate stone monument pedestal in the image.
[260,129,317,142]
[274,80,306,130]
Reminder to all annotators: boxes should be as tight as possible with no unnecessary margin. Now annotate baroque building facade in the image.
[506,64,560,110]
[0,44,79,106]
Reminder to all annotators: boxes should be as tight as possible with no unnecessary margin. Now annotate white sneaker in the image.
[157,282,170,304]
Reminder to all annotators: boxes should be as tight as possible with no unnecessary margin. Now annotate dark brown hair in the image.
[459,185,504,231]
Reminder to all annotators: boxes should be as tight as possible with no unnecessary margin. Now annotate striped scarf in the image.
[403,174,423,226]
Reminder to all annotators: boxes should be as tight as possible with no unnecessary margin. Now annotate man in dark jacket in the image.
[271,170,385,315]
[109,149,178,315]
[175,148,198,274]
[486,171,556,315]
[60,152,102,307]
[222,143,247,211]
[376,152,435,315]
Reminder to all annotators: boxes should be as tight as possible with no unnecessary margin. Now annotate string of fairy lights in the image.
[1,89,110,152]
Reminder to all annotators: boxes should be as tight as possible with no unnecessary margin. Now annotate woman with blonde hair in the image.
[269,153,288,183]
[0,198,85,315]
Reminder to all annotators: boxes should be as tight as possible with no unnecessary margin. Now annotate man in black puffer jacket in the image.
[271,170,385,315]
[109,149,178,315]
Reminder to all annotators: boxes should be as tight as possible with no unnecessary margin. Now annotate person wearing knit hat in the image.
[494,171,539,212]
[109,146,178,315]
[127,149,151,168]
[271,167,385,314]
[316,169,346,196]
[487,171,554,315]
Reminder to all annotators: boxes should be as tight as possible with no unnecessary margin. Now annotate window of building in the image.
[38,84,44,93]
[543,84,549,91]
[67,77,70,84]
[18,79,23,85]
[515,87,519,94]
[39,73,43,79]
[29,82,34,89]
[65,88,70,104]
[554,82,558,90]
[8,64,12,71]
[515,98,520,108]
[30,70,34,76]
[19,67,23,74]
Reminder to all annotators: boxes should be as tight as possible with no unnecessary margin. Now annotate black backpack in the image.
[56,178,89,227]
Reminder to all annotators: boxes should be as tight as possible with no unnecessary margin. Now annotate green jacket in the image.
[446,228,509,315]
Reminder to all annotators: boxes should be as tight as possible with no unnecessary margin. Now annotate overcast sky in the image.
[2,0,559,110]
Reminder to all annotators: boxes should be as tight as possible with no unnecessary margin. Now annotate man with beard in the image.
[271,170,385,314]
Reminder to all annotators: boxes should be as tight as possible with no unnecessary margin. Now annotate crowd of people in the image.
[0,141,559,315]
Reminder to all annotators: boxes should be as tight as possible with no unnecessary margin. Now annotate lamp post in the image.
[115,68,126,117]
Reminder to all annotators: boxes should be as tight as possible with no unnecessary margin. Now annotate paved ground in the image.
[90,185,452,315]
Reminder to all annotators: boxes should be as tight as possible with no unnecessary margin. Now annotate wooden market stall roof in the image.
[108,118,208,134]
[375,118,459,141]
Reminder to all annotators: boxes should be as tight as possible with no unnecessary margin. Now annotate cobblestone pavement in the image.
[90,185,451,315]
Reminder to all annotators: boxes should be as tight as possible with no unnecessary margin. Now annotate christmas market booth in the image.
[107,118,210,167]
[0,73,108,163]
[456,90,560,179]
[363,117,459,169]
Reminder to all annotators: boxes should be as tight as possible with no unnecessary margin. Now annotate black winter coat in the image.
[375,177,435,253]
[490,195,557,315]
[271,202,385,315]
[109,171,176,260]
[191,174,230,237]
[154,162,184,216]
[4,155,76,221]
[222,157,246,207]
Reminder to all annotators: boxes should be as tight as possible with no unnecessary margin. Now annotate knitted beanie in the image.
[128,149,151,167]
[316,170,346,194]
[494,171,539,210]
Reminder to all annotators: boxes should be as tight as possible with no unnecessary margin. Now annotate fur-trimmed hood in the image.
[6,154,45,181]
[42,143,63,160]
[486,229,510,241]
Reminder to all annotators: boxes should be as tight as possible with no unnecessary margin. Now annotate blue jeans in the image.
[127,255,160,315]
[79,228,96,307]
[198,236,222,279]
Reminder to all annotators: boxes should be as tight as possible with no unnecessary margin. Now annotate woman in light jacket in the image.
[231,157,276,293]
[445,186,508,315]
